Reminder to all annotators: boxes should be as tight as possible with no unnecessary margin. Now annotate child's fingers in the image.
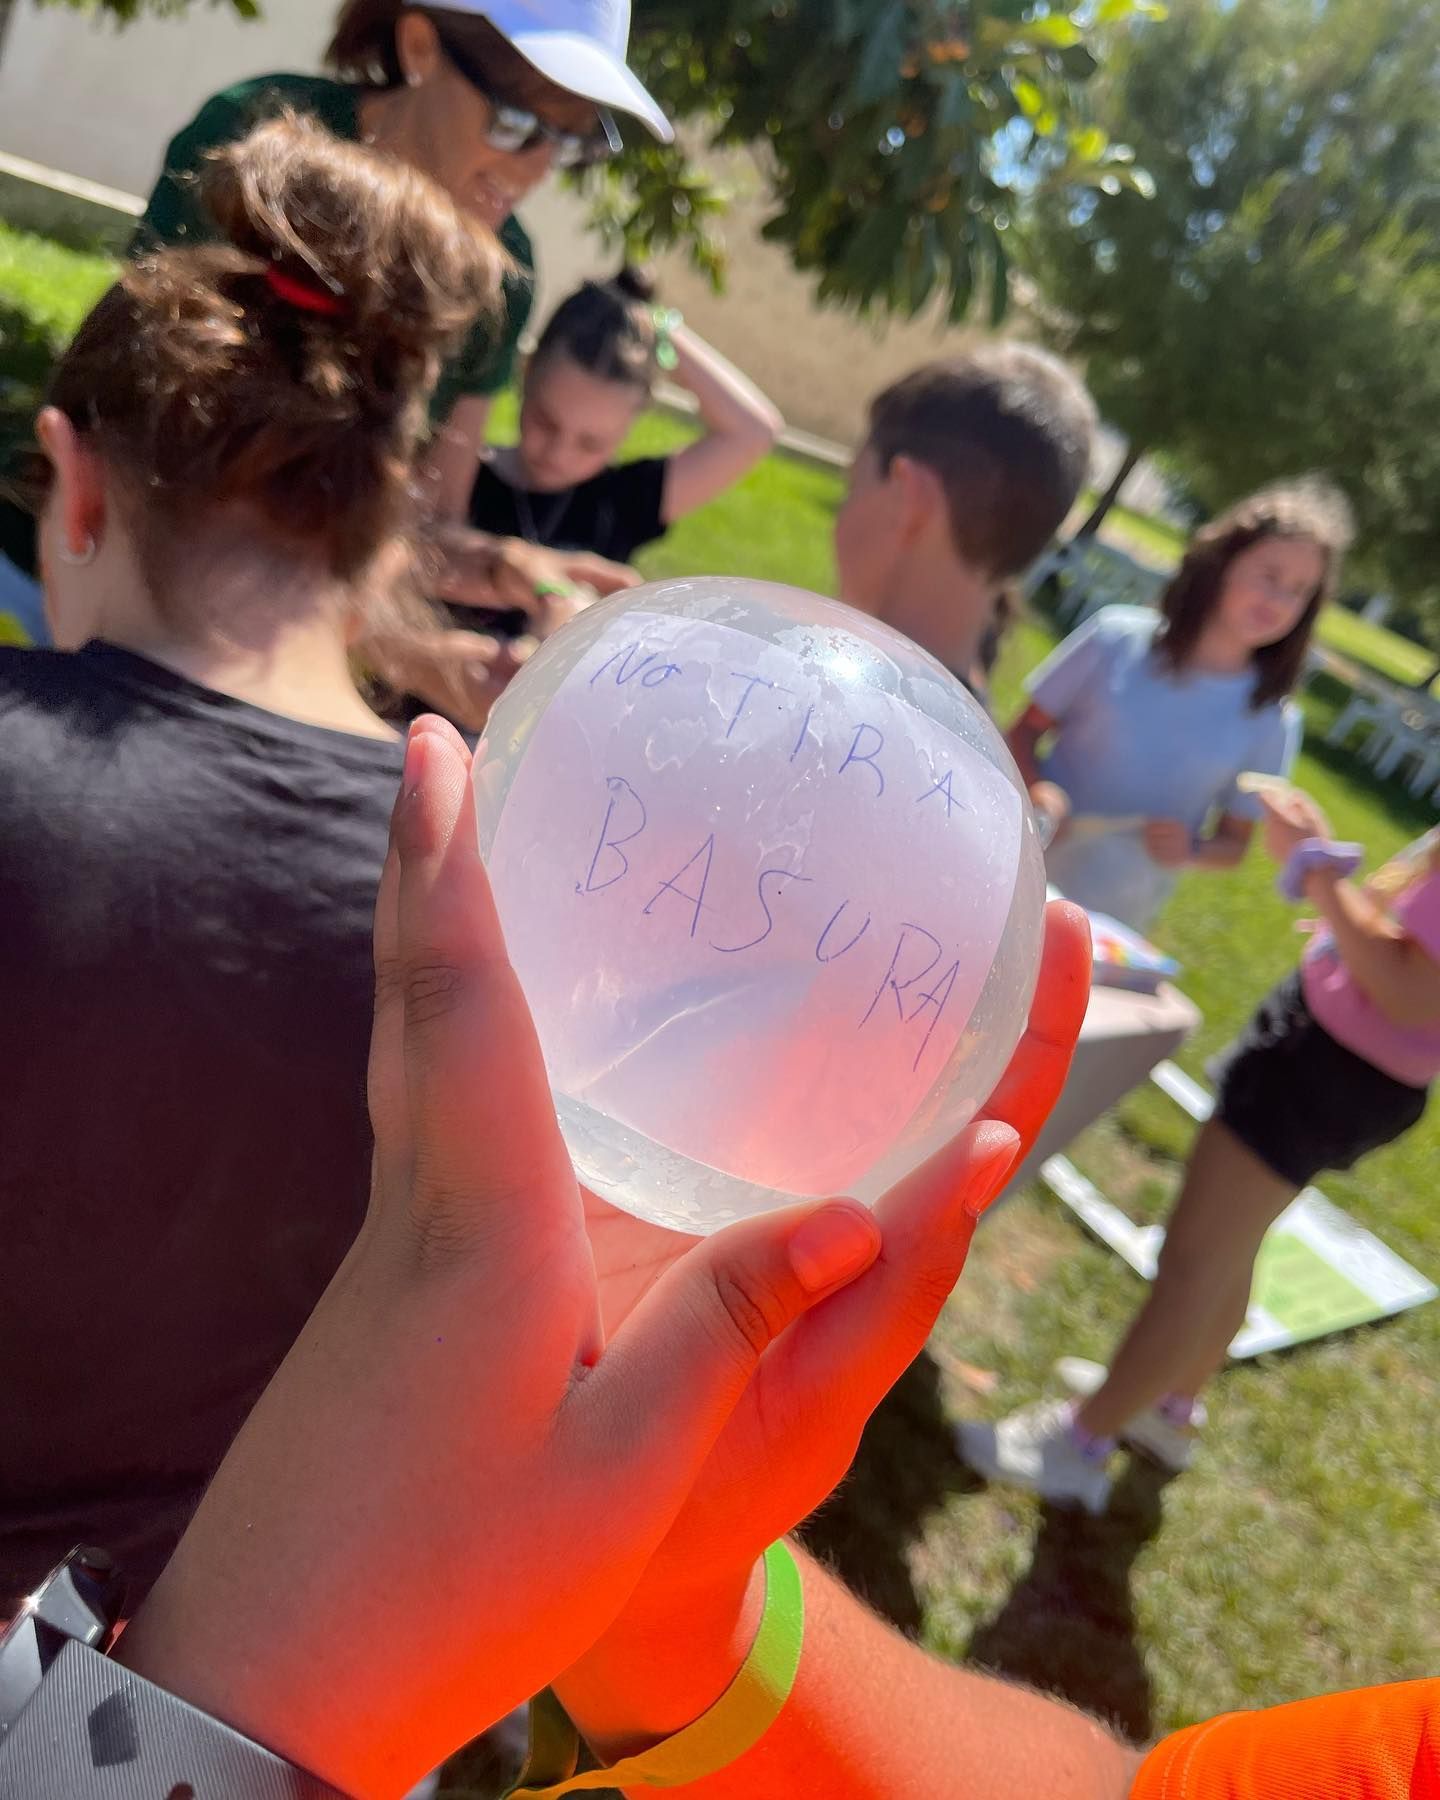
[575,1199,882,1475]
[384,723,579,1262]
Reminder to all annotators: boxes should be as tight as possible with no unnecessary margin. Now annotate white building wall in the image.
[0,0,335,198]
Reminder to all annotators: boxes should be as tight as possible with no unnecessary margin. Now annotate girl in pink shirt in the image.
[1300,823,1440,1087]
[961,790,1440,1512]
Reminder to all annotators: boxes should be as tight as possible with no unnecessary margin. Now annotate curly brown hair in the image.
[44,113,502,614]
[1154,479,1354,711]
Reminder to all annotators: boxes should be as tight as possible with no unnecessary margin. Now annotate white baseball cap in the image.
[438,1,674,143]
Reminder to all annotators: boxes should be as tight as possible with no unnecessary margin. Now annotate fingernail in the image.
[402,722,429,799]
[788,1205,880,1294]
[964,1137,1021,1222]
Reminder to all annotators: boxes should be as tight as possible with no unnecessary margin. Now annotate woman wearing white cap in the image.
[3,3,671,708]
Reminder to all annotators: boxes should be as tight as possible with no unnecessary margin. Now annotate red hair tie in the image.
[265,266,348,318]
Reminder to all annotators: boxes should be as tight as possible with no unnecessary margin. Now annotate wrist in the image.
[555,1556,763,1761]
[1302,862,1345,902]
[1279,837,1363,902]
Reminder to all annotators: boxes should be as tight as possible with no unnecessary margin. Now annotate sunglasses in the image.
[434,31,622,169]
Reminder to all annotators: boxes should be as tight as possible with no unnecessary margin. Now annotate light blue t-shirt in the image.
[1028,605,1300,930]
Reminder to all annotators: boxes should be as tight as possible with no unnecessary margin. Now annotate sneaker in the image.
[956,1399,1112,1515]
[1054,1357,1206,1473]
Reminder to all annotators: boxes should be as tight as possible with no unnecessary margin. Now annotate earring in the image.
[58,534,96,568]
[406,69,422,88]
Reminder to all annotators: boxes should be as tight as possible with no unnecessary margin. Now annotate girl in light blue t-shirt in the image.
[1008,482,1353,930]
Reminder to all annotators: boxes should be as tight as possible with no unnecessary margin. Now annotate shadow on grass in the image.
[965,1460,1176,1743]
[798,1350,977,1634]
[800,1352,1170,1743]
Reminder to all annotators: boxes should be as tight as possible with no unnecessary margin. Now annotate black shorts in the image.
[1210,973,1429,1189]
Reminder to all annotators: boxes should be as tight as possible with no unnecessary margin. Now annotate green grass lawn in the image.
[4,224,1437,1777]
[0,220,116,341]
[1095,499,1186,567]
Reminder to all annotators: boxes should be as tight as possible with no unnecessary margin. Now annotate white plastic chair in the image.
[1405,742,1440,800]
[1370,716,1438,784]
[1325,690,1391,752]
[1047,541,1167,626]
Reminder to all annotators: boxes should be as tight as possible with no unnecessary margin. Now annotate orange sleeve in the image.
[1130,1680,1439,1800]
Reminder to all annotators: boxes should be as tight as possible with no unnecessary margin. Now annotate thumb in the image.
[567,1201,881,1468]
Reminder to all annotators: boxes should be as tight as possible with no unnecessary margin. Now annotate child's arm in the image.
[1261,790,1440,1029]
[556,1546,1140,1800]
[1006,703,1053,787]
[423,395,494,522]
[660,328,784,524]
[1184,812,1254,871]
[1302,867,1440,1029]
[1009,616,1133,838]
[1006,704,1072,841]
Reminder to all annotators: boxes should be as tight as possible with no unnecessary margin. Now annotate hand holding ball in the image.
[473,579,1046,1232]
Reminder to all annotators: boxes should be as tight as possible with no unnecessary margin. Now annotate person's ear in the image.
[395,10,444,88]
[37,409,105,565]
[36,407,110,649]
[886,454,950,547]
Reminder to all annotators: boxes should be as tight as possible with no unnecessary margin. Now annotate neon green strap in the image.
[507,1541,804,1795]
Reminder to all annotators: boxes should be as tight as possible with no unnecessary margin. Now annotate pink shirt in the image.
[1302,847,1440,1087]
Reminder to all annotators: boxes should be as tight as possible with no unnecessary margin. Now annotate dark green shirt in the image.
[2,74,534,581]
[138,72,535,413]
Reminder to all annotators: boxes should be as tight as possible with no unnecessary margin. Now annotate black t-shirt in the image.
[0,643,403,1608]
[468,455,670,565]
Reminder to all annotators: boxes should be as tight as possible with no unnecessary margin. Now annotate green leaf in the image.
[1054,43,1099,80]
[990,233,1010,323]
[850,1,908,108]
[846,201,912,285]
[947,257,976,323]
[936,72,975,129]
[834,0,869,44]
[904,221,940,313]
[976,16,1023,52]
[1071,124,1110,162]
[1015,13,1084,48]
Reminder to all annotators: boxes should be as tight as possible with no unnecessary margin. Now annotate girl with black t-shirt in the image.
[469,269,782,573]
[0,116,501,1610]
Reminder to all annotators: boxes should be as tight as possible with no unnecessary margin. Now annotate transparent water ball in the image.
[473,577,1047,1234]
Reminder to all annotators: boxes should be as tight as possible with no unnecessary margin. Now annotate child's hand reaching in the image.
[1258,787,1332,864]
[1029,781,1071,849]
[1143,818,1192,869]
